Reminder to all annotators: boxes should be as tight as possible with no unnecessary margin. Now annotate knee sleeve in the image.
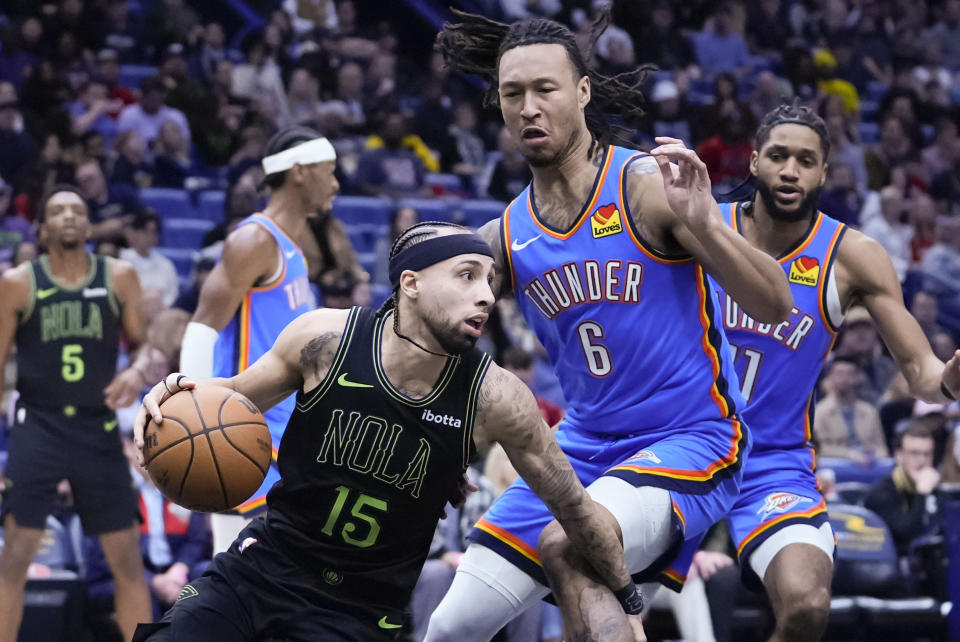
[586,477,674,573]
[748,522,835,583]
[424,544,549,641]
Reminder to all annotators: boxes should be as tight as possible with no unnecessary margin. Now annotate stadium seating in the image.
[162,218,214,250]
[460,199,507,228]
[116,64,157,90]
[196,190,227,223]
[140,188,195,221]
[157,247,197,291]
[397,197,458,223]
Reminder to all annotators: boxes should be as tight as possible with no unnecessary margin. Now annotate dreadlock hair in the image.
[262,125,325,190]
[754,99,832,160]
[435,8,653,158]
[378,219,471,309]
[720,100,833,205]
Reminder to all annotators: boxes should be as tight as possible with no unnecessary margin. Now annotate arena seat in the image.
[397,197,457,223]
[332,195,392,228]
[858,122,880,145]
[196,190,226,223]
[461,199,507,228]
[117,64,157,90]
[835,481,872,506]
[157,247,197,291]
[425,173,463,195]
[162,218,215,250]
[140,188,196,221]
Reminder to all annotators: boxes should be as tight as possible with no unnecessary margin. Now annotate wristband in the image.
[613,581,644,615]
[942,380,956,402]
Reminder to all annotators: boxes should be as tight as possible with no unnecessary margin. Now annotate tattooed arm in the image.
[472,364,632,595]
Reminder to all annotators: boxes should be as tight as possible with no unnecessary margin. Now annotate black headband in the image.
[389,234,494,289]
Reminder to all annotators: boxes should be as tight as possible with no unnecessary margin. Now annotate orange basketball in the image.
[142,384,272,512]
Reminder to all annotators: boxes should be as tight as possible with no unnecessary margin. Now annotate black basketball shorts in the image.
[1,403,138,534]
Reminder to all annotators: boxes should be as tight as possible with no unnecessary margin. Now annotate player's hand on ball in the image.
[133,372,196,466]
[650,136,713,229]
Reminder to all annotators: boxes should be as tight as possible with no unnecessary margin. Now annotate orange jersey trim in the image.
[238,292,253,371]
[474,518,541,565]
[527,146,614,240]
[736,497,828,556]
[661,567,687,586]
[608,417,744,482]
[234,495,268,514]
[502,198,519,292]
[694,265,731,417]
[672,501,687,533]
[780,212,824,264]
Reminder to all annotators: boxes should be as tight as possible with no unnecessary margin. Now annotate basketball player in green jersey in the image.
[131,222,643,642]
[0,186,153,641]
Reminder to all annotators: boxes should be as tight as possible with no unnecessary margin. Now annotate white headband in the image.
[261,137,336,175]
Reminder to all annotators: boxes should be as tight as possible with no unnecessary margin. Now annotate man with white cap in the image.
[179,125,339,552]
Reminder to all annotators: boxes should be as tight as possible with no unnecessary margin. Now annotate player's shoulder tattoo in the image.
[299,331,342,380]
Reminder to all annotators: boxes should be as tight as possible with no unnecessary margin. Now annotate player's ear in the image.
[578,75,590,110]
[749,150,760,177]
[398,270,420,300]
[820,162,828,187]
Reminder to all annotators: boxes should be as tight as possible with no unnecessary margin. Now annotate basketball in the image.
[142,384,272,512]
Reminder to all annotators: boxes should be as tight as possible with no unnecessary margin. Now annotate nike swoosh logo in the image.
[337,373,373,388]
[378,616,402,630]
[285,249,297,260]
[511,234,541,251]
[37,287,58,300]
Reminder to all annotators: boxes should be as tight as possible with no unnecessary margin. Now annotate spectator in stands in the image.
[152,121,190,188]
[690,4,754,76]
[332,61,368,134]
[861,180,915,282]
[814,47,860,116]
[68,79,121,147]
[413,78,455,153]
[922,116,959,180]
[286,67,324,128]
[648,79,692,146]
[20,132,78,210]
[0,178,34,272]
[748,71,791,123]
[746,0,791,62]
[822,105,868,194]
[95,48,136,110]
[145,0,201,49]
[924,0,960,72]
[117,76,191,146]
[0,83,37,191]
[833,306,898,404]
[232,31,288,128]
[635,1,697,72]
[0,17,42,91]
[501,346,564,428]
[921,215,960,292]
[818,162,864,227]
[111,130,152,188]
[86,425,210,620]
[121,210,180,308]
[366,52,399,114]
[354,112,429,197]
[815,356,890,464]
[75,157,142,241]
[228,123,269,186]
[911,290,949,342]
[694,73,755,145]
[931,331,959,363]
[865,115,917,190]
[374,205,419,286]
[441,102,485,190]
[189,22,233,86]
[696,106,753,191]
[302,209,368,288]
[487,125,532,203]
[864,422,941,556]
[910,193,939,264]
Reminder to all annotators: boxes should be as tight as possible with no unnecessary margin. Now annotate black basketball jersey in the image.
[265,306,491,615]
[15,254,121,411]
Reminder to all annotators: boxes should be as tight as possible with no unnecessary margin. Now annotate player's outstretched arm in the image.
[636,137,793,323]
[473,365,638,608]
[837,229,960,402]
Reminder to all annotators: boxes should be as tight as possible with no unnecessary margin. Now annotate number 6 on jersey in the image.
[577,321,612,377]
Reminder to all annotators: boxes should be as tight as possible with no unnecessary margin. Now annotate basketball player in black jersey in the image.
[0,186,153,641]
[130,222,643,642]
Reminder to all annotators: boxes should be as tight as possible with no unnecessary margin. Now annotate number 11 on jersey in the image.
[730,343,763,401]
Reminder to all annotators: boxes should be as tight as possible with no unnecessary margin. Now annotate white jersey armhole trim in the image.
[826,264,844,329]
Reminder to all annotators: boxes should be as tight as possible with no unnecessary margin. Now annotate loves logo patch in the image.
[788,256,820,286]
[591,203,623,238]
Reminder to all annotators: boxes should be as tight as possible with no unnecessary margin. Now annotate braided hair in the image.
[435,8,653,158]
[754,100,831,159]
[377,219,471,321]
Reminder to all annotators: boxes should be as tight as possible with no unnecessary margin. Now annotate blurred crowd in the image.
[0,0,959,640]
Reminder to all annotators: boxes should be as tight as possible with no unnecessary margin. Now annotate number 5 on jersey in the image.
[578,321,612,377]
[62,344,85,382]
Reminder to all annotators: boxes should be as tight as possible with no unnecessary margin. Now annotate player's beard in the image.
[522,124,583,168]
[755,178,822,223]
[423,309,477,355]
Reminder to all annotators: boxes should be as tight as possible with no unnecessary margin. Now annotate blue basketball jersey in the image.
[214,214,313,445]
[714,202,847,452]
[502,145,744,441]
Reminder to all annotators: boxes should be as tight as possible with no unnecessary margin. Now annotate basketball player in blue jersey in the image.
[179,126,339,552]
[427,11,794,641]
[707,103,959,642]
